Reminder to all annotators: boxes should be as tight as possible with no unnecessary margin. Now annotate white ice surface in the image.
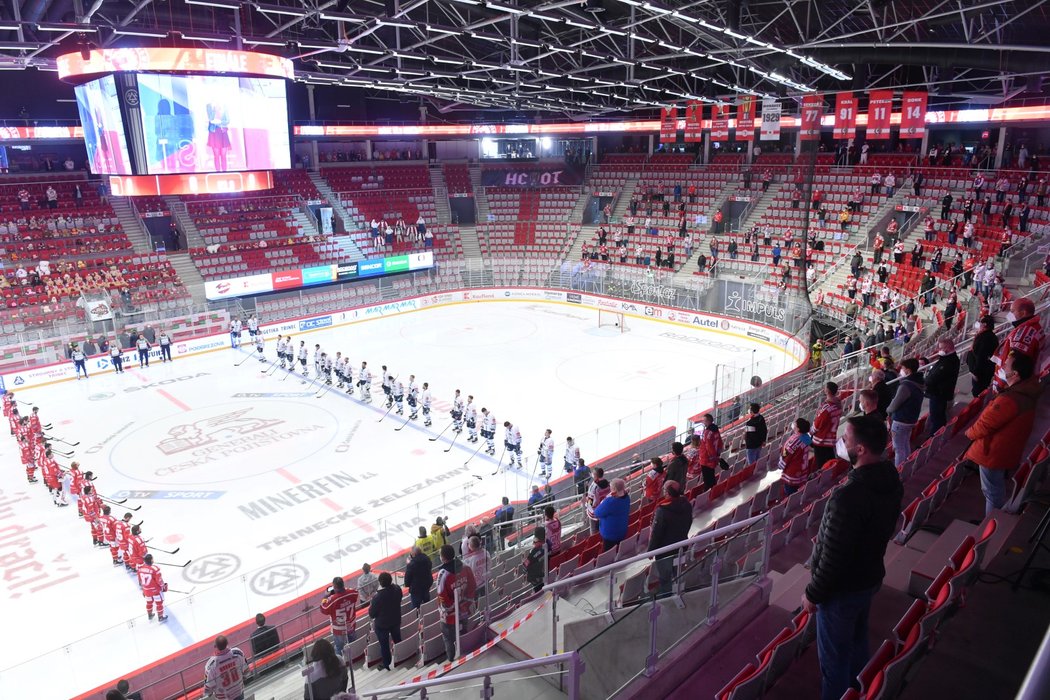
[0,300,794,698]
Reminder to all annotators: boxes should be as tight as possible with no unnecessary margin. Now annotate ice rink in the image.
[0,299,797,697]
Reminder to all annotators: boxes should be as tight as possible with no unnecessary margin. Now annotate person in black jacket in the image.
[743,403,768,465]
[249,613,281,660]
[647,480,693,595]
[924,337,960,435]
[968,315,1000,397]
[369,572,404,671]
[803,416,902,700]
[868,369,894,420]
[302,638,348,700]
[664,441,688,488]
[403,546,433,610]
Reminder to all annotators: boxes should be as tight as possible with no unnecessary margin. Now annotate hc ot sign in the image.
[505,170,564,186]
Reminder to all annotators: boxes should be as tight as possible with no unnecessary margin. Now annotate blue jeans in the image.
[333,630,354,657]
[890,421,914,466]
[979,465,1007,515]
[746,447,762,465]
[816,585,879,700]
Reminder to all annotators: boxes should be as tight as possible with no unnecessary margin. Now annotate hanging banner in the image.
[736,96,756,141]
[866,90,893,140]
[833,92,857,140]
[711,104,730,142]
[900,91,928,138]
[760,99,782,140]
[799,95,824,140]
[660,106,678,144]
[684,102,703,142]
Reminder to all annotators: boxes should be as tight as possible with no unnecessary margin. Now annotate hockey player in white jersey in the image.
[247,314,259,339]
[464,396,479,443]
[392,376,405,415]
[297,341,309,375]
[229,318,243,348]
[564,436,581,474]
[538,429,555,478]
[254,330,266,362]
[451,390,464,433]
[275,335,288,369]
[343,359,355,395]
[503,421,522,467]
[321,353,334,385]
[480,408,497,455]
[358,362,373,402]
[381,367,392,408]
[313,344,324,378]
[406,375,419,420]
[420,382,433,426]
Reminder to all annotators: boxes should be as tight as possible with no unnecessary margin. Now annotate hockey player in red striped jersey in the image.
[137,553,168,622]
[114,512,133,568]
[28,406,42,435]
[99,505,119,564]
[127,524,147,572]
[81,484,104,547]
[18,435,36,483]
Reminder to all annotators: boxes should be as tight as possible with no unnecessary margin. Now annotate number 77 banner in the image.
[866,90,893,140]
[799,95,824,140]
[900,91,928,138]
[833,92,856,140]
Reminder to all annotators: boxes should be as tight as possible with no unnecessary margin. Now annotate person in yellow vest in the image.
[811,339,824,368]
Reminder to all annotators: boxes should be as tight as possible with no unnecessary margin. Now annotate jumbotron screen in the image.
[73,75,134,175]
[135,74,291,174]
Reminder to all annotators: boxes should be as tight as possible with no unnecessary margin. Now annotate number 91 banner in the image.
[900,91,928,138]
[833,92,857,140]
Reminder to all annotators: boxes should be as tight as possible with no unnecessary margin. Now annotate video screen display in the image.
[136,74,291,174]
[73,75,134,175]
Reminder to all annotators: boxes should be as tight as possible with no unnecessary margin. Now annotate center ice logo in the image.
[157,408,285,456]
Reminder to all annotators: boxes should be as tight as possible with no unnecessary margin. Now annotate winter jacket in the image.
[643,467,666,501]
[593,493,631,542]
[887,374,925,424]
[403,552,434,599]
[993,315,1044,389]
[698,425,724,468]
[811,396,843,447]
[805,460,903,604]
[743,413,768,449]
[647,496,693,559]
[522,541,547,588]
[964,376,1042,470]
[664,455,688,490]
[924,352,961,401]
[585,478,611,521]
[969,328,999,390]
[872,380,895,417]
[368,584,403,631]
[778,432,813,487]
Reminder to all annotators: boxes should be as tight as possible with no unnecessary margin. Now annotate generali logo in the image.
[156,408,284,456]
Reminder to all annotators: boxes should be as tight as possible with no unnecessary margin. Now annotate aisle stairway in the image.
[458,225,483,259]
[109,197,153,253]
[167,252,207,305]
[610,175,640,221]
[429,165,452,225]
[306,172,368,260]
[163,197,204,249]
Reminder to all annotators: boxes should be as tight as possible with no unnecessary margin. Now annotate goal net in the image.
[598,309,628,332]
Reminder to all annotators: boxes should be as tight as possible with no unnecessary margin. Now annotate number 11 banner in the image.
[833,92,857,140]
[866,90,893,139]
[900,91,928,138]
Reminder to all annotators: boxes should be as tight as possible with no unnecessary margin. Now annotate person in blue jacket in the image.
[593,478,631,551]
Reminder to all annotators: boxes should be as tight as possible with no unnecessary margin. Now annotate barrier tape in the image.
[401,594,550,685]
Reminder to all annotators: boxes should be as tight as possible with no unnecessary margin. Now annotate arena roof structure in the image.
[0,0,1047,116]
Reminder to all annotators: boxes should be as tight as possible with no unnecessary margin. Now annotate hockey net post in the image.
[598,309,628,333]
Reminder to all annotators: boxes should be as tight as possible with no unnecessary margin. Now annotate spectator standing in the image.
[356,563,380,603]
[45,185,58,209]
[593,478,630,551]
[924,338,961,434]
[463,535,491,598]
[319,577,359,657]
[743,403,768,465]
[543,505,562,555]
[778,418,813,495]
[886,358,925,466]
[493,497,515,550]
[436,544,477,661]
[521,529,548,592]
[203,636,248,700]
[249,613,281,660]
[414,526,437,562]
[803,417,903,700]
[573,458,590,495]
[697,413,724,489]
[403,546,434,610]
[585,467,611,534]
[368,572,404,671]
[643,457,666,503]
[965,352,1042,515]
[811,382,843,468]
[647,480,692,595]
[968,315,1000,396]
[992,297,1043,391]
[302,638,348,700]
[665,441,688,488]
[858,389,885,421]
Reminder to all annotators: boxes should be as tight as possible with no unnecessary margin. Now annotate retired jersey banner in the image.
[684,102,703,142]
[760,99,782,140]
[866,90,893,139]
[833,92,857,140]
[736,96,756,141]
[660,106,678,143]
[711,104,730,142]
[799,95,824,140]
[900,91,928,137]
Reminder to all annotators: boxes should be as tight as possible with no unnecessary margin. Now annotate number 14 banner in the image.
[833,92,857,140]
[900,91,928,138]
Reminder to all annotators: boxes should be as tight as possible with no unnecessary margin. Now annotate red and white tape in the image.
[401,595,550,685]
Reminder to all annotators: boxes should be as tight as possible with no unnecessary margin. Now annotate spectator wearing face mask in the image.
[967,315,1000,397]
[923,338,960,435]
[886,358,925,466]
[991,297,1043,391]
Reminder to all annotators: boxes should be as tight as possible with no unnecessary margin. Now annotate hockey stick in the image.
[491,445,507,476]
[53,449,74,458]
[234,350,256,367]
[265,357,282,376]
[376,403,394,423]
[394,412,413,431]
[147,544,181,555]
[156,559,192,568]
[464,439,486,466]
[16,400,34,407]
[428,421,454,442]
[44,435,80,447]
[443,427,462,453]
[102,496,141,511]
[167,586,195,595]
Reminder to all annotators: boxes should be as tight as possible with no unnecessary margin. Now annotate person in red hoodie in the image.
[992,297,1043,391]
[779,418,813,495]
[697,413,724,490]
[643,457,666,504]
[437,544,476,661]
[811,382,843,469]
[319,576,359,658]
